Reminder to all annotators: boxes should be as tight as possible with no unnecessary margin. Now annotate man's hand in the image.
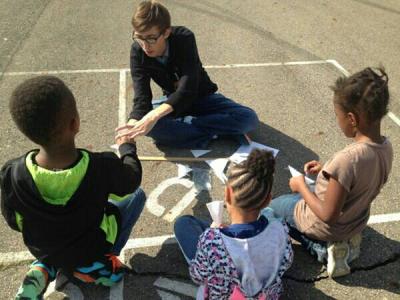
[304,160,322,175]
[116,104,173,139]
[115,113,158,140]
[119,113,158,139]
[289,175,307,193]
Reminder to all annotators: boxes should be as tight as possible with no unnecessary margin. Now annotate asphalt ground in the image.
[0,1,399,299]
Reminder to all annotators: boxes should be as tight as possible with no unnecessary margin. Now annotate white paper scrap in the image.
[229,141,279,164]
[177,164,192,178]
[206,158,228,183]
[110,144,118,150]
[206,201,224,226]
[190,149,211,158]
[288,165,315,185]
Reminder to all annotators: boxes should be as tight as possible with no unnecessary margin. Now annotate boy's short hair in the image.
[9,76,76,146]
[132,0,171,33]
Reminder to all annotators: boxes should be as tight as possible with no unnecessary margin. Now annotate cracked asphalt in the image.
[0,0,399,299]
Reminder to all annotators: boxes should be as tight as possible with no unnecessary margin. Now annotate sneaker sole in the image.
[327,242,350,278]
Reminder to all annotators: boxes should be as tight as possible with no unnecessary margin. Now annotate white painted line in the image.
[123,234,176,250]
[2,68,127,76]
[163,187,198,222]
[329,60,400,128]
[157,290,181,300]
[109,279,124,300]
[154,277,197,298]
[205,60,330,69]
[109,249,126,300]
[0,250,34,268]
[368,212,400,225]
[118,70,127,126]
[326,59,351,76]
[2,60,333,76]
[146,177,193,217]
[2,208,400,269]
[387,111,400,127]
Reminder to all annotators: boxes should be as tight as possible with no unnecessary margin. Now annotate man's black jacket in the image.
[129,26,218,120]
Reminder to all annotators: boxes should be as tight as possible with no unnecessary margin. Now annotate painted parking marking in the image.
[3,208,400,269]
[154,277,197,298]
[146,168,210,222]
[4,59,400,129]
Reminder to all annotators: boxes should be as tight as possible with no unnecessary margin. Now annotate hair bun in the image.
[246,149,275,180]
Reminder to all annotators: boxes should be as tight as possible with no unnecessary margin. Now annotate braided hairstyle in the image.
[331,67,389,123]
[227,149,275,210]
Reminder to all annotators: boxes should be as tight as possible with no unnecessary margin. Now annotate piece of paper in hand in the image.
[229,141,279,164]
[288,165,315,185]
[206,201,224,226]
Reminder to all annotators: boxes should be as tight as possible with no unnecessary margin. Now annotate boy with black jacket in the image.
[0,76,145,298]
[116,0,259,148]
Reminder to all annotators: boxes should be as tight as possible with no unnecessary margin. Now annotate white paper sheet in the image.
[177,164,192,178]
[206,201,224,225]
[229,141,279,164]
[190,149,211,158]
[288,165,315,185]
[206,158,228,183]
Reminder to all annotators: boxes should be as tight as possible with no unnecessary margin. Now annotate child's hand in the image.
[210,222,227,228]
[115,135,135,146]
[289,175,307,193]
[304,160,321,175]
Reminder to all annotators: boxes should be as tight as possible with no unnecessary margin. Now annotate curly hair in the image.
[227,149,275,210]
[9,76,76,146]
[331,67,389,123]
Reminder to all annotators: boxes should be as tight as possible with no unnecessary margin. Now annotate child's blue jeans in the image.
[147,93,259,148]
[264,193,327,263]
[174,215,210,263]
[109,188,146,255]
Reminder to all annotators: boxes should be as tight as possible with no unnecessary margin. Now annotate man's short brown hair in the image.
[132,0,171,33]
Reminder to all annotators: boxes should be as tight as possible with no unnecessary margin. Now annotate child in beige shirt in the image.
[266,67,393,278]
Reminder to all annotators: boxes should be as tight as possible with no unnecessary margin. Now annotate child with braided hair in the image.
[268,67,393,278]
[174,149,293,300]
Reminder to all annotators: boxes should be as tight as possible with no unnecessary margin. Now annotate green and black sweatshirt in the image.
[0,143,142,271]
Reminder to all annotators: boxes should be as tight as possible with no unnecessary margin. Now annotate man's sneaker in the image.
[348,233,362,263]
[327,241,351,278]
[73,254,125,287]
[16,261,56,299]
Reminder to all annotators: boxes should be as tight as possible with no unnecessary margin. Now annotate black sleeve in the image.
[0,162,21,232]
[104,143,142,197]
[165,32,200,116]
[129,44,153,121]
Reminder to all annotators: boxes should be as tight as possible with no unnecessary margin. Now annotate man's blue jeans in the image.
[265,193,327,263]
[174,215,210,263]
[109,188,146,255]
[147,93,259,148]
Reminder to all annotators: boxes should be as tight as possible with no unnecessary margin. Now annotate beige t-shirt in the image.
[294,138,393,241]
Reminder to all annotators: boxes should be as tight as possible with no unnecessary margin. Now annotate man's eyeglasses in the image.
[132,31,164,45]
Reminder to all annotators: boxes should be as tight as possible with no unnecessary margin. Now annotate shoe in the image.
[16,261,56,300]
[73,254,125,287]
[327,241,350,278]
[348,233,362,263]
